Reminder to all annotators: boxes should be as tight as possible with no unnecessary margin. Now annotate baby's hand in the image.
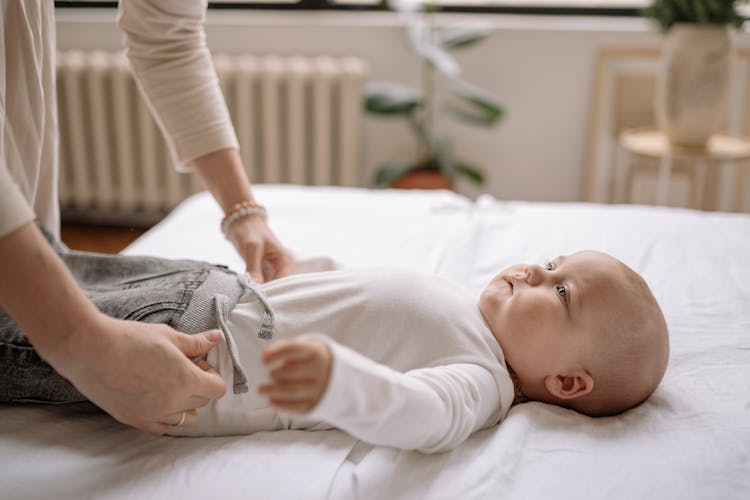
[258,337,332,414]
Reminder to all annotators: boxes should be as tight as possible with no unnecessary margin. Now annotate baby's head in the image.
[479,250,669,416]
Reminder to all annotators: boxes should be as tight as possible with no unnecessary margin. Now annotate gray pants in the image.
[0,228,274,404]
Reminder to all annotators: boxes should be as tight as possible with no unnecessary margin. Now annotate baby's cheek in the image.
[511,295,553,334]
[479,282,495,299]
[508,294,534,322]
[485,280,513,306]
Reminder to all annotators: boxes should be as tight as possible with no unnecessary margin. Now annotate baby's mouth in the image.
[505,278,514,294]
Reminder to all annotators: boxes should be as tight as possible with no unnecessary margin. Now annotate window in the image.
[213,0,649,10]
[327,0,649,5]
[57,0,650,14]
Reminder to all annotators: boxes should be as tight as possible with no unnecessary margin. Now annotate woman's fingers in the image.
[171,330,227,400]
[267,247,294,280]
[160,409,198,428]
[185,395,211,409]
[225,214,293,284]
[245,242,265,284]
[142,422,169,436]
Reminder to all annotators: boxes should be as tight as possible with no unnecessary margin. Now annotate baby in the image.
[168,250,670,453]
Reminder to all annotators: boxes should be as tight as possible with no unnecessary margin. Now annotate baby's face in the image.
[479,251,626,384]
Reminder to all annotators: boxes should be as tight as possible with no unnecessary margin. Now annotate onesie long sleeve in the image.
[308,338,503,453]
[170,269,515,454]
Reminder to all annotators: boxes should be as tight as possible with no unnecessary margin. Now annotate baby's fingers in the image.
[269,361,317,382]
[261,339,313,365]
[258,381,317,401]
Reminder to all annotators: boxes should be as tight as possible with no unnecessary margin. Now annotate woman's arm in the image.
[118,0,292,281]
[259,336,503,454]
[0,223,226,434]
[190,149,293,282]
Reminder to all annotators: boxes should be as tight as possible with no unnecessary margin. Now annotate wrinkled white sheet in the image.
[1,185,748,499]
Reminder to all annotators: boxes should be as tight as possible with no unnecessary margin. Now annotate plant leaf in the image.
[373,159,419,187]
[641,0,747,32]
[446,80,504,126]
[422,44,461,77]
[443,105,499,126]
[438,22,493,50]
[454,161,485,185]
[408,21,462,77]
[364,82,423,115]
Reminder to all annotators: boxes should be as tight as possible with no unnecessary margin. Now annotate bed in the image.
[2,185,749,499]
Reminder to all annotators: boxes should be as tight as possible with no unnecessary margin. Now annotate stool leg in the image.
[733,159,750,212]
[693,159,708,210]
[614,144,629,203]
[656,154,672,206]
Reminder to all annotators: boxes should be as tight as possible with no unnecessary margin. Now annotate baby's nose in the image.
[524,264,545,286]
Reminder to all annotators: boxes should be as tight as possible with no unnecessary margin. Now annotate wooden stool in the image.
[615,128,750,211]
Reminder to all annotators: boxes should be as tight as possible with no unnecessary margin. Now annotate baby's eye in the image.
[556,285,567,301]
[545,260,554,271]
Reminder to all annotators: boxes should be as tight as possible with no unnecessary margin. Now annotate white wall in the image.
[56,8,750,202]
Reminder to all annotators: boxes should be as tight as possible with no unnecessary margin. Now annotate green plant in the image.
[364,0,504,188]
[642,0,748,32]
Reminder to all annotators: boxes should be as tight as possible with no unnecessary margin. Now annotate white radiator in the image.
[56,50,367,224]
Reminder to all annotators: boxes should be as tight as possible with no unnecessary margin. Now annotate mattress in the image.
[2,185,748,499]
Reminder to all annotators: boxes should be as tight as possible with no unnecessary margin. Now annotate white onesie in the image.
[170,268,514,454]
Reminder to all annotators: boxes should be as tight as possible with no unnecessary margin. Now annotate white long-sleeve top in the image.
[1,1,237,238]
[0,1,59,237]
[117,0,239,170]
[172,269,515,454]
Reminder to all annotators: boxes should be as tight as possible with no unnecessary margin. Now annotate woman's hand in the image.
[258,337,332,414]
[58,316,227,435]
[225,215,293,283]
[0,223,226,435]
[189,148,294,283]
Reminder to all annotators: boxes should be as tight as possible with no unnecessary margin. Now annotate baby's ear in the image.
[544,368,594,400]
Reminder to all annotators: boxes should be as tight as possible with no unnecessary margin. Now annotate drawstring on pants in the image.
[212,274,276,394]
[239,274,275,340]
[213,294,249,394]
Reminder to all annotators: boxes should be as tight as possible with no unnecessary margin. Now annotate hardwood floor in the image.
[60,224,150,254]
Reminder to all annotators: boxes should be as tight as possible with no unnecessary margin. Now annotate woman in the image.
[0,0,293,434]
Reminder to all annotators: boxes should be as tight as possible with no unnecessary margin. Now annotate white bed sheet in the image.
[1,185,748,499]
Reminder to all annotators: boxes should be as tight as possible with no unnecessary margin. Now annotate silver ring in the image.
[175,411,187,427]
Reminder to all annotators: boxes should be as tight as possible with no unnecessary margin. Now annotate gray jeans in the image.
[0,228,275,404]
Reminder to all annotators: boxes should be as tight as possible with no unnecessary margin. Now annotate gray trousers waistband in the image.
[177,270,275,394]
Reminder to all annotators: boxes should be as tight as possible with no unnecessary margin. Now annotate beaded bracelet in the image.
[220,201,268,236]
